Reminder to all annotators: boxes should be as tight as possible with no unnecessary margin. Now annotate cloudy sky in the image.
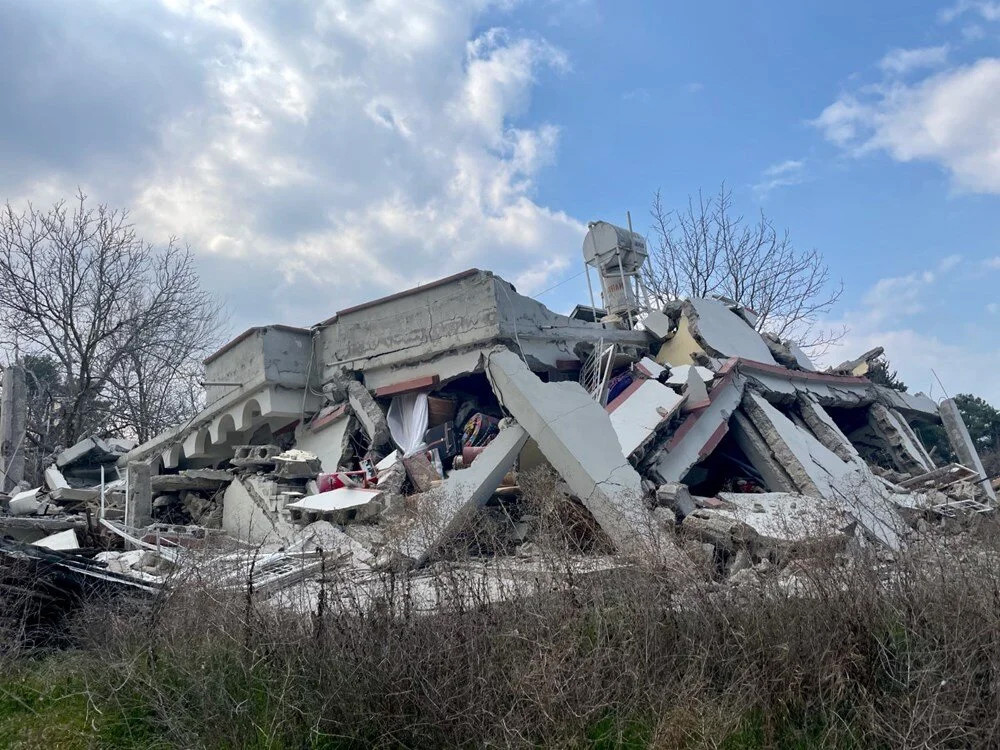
[3,0,1000,402]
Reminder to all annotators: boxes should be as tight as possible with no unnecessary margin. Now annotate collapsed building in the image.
[0,221,995,606]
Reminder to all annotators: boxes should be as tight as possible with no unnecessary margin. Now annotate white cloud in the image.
[752,159,806,197]
[0,0,583,327]
[879,45,949,75]
[819,256,1000,404]
[814,58,1000,193]
[983,256,1000,269]
[940,1,1000,23]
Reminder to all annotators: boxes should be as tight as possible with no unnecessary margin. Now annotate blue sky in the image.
[2,0,1000,401]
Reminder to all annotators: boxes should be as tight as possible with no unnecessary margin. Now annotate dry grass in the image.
[2,507,1000,747]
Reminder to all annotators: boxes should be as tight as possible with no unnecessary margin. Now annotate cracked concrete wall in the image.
[205,326,314,404]
[321,271,502,380]
[222,476,295,545]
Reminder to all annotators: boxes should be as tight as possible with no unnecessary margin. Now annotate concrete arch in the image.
[183,427,211,459]
[162,444,183,470]
[238,398,263,432]
[211,413,236,445]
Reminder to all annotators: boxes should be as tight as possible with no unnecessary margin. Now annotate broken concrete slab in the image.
[868,404,935,475]
[657,298,777,367]
[43,466,70,491]
[730,410,799,493]
[222,476,296,545]
[150,469,233,493]
[287,487,382,513]
[796,394,858,463]
[606,379,686,457]
[8,487,41,516]
[56,436,119,469]
[647,371,746,485]
[940,397,996,501]
[48,487,100,504]
[642,309,675,341]
[739,391,903,549]
[347,380,391,449]
[486,349,675,561]
[830,346,884,377]
[294,520,374,566]
[390,424,528,567]
[665,364,715,387]
[34,528,79,551]
[716,492,856,557]
[681,509,758,551]
[681,365,710,412]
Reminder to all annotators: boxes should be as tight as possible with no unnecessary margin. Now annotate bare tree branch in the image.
[0,193,228,458]
[642,184,844,355]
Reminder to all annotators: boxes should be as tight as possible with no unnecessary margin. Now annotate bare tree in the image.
[0,193,226,451]
[644,185,844,353]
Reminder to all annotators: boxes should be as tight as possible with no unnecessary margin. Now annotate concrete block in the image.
[43,466,70,491]
[34,529,79,551]
[656,483,696,518]
[8,487,41,516]
[56,435,114,469]
[940,398,996,501]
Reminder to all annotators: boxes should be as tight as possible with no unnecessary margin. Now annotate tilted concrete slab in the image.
[389,424,528,567]
[940,398,996,501]
[486,349,671,560]
[796,394,858,463]
[663,298,777,365]
[730,411,799,493]
[606,379,686,457]
[868,404,935,475]
[741,391,903,549]
[647,370,746,485]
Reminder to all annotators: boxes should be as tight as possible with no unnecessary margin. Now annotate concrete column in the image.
[940,398,996,501]
[126,461,153,529]
[0,365,27,494]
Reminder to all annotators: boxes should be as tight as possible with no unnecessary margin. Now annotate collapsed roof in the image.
[1,227,992,604]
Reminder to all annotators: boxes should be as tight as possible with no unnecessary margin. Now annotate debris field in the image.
[0,221,993,618]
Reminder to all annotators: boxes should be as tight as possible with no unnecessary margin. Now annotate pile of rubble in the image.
[0,222,994,611]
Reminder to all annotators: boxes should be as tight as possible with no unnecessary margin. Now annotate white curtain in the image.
[386,392,430,457]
